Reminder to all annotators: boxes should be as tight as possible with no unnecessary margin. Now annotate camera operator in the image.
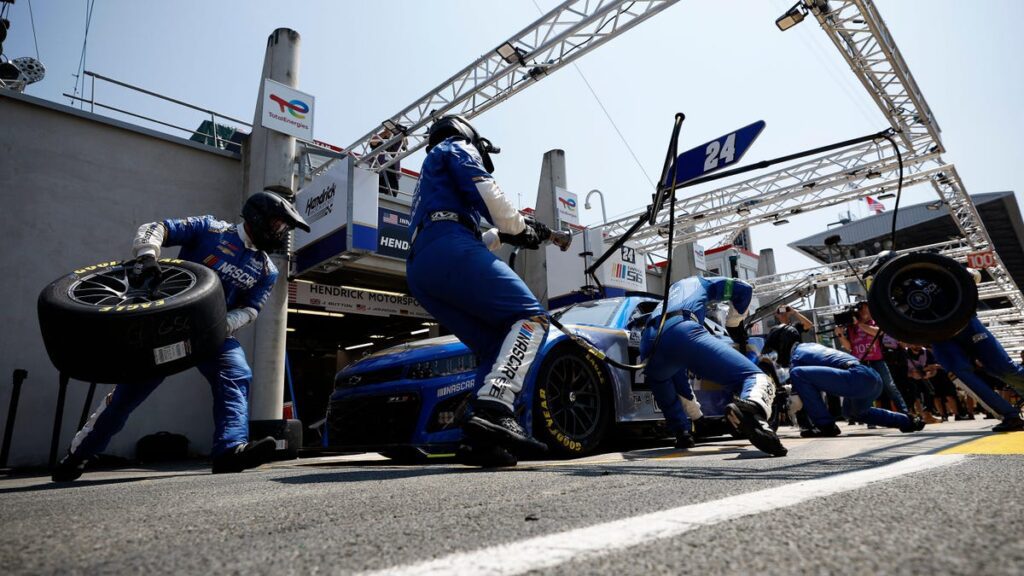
[834,302,910,415]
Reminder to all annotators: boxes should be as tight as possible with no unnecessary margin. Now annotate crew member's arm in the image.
[229,260,278,335]
[448,141,526,235]
[132,222,167,258]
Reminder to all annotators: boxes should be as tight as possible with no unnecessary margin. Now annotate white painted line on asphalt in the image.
[359,454,965,576]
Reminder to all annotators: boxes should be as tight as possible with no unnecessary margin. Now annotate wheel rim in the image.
[543,355,601,442]
[68,265,197,307]
[887,264,963,324]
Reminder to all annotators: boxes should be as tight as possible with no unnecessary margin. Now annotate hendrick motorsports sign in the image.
[261,78,315,141]
[289,281,430,319]
[292,158,379,275]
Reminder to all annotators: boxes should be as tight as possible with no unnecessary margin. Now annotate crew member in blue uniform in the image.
[52,190,310,482]
[407,115,554,466]
[763,324,925,437]
[930,316,1024,432]
[640,275,787,457]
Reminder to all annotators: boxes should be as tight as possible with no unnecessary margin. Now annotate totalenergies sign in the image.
[555,187,579,226]
[261,78,315,141]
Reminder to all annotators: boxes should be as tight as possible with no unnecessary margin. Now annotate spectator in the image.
[835,302,910,415]
[906,344,957,422]
[369,127,408,197]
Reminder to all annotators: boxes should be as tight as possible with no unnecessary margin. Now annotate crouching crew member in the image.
[52,190,310,482]
[640,275,787,457]
[763,325,925,437]
[930,316,1024,432]
[406,115,554,467]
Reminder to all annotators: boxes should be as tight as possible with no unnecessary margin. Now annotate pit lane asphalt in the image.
[1,420,1020,575]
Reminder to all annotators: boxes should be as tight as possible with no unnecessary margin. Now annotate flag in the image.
[865,196,885,214]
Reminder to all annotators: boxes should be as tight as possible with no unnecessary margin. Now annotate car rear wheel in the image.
[533,348,612,457]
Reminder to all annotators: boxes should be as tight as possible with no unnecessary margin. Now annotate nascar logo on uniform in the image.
[499,322,536,382]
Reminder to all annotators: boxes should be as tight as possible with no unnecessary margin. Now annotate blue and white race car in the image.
[325,296,776,460]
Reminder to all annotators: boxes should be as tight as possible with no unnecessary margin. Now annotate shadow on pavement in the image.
[0,471,211,495]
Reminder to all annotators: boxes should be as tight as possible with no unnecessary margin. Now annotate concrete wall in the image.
[0,92,246,467]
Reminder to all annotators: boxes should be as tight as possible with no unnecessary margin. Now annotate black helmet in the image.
[764,324,802,368]
[242,190,311,252]
[426,115,500,172]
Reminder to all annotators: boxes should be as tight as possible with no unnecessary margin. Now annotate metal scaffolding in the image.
[312,0,680,178]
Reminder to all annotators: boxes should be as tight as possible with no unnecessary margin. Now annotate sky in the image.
[4,0,1024,274]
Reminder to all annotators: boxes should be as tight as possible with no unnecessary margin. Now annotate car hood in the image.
[341,335,469,375]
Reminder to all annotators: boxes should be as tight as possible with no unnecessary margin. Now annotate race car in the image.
[324,295,779,460]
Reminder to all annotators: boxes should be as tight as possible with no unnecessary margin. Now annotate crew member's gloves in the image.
[128,254,162,285]
[497,217,553,250]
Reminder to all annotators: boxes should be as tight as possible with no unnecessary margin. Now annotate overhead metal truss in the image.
[593,0,1024,341]
[312,0,679,178]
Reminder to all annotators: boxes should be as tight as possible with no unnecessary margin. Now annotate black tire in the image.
[867,253,978,345]
[533,347,612,457]
[37,259,226,384]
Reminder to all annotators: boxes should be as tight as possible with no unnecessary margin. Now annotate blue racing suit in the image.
[789,343,911,429]
[931,316,1024,419]
[407,138,547,415]
[639,276,773,434]
[69,216,277,458]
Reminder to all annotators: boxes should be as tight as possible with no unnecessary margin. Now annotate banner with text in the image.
[289,282,430,319]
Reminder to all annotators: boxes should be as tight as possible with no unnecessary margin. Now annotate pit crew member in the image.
[764,324,925,437]
[406,115,553,466]
[640,275,787,457]
[52,190,310,481]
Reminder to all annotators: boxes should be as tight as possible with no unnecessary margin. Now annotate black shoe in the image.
[455,442,518,468]
[800,423,842,438]
[992,416,1024,433]
[692,416,732,438]
[726,400,788,457]
[464,403,548,453]
[899,416,926,433]
[674,431,696,449]
[211,436,278,474]
[51,452,88,482]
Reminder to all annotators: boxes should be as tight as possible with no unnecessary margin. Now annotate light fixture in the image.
[286,327,296,333]
[496,42,527,65]
[345,342,374,351]
[773,218,790,226]
[369,334,386,339]
[410,328,430,335]
[876,192,896,200]
[866,170,882,179]
[287,308,345,318]
[421,322,438,326]
[381,119,407,135]
[775,2,808,31]
[926,201,944,211]
[737,206,751,216]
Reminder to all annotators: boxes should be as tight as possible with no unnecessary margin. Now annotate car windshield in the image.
[552,298,623,327]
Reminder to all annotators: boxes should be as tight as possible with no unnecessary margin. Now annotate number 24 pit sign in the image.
[663,120,766,186]
[261,78,315,141]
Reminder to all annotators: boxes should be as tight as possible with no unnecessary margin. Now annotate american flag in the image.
[383,212,401,225]
[865,196,885,214]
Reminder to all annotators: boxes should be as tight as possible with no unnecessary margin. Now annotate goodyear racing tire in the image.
[533,347,612,457]
[37,259,226,384]
[867,253,977,345]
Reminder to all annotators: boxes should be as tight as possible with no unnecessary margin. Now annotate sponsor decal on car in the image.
[437,378,475,398]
